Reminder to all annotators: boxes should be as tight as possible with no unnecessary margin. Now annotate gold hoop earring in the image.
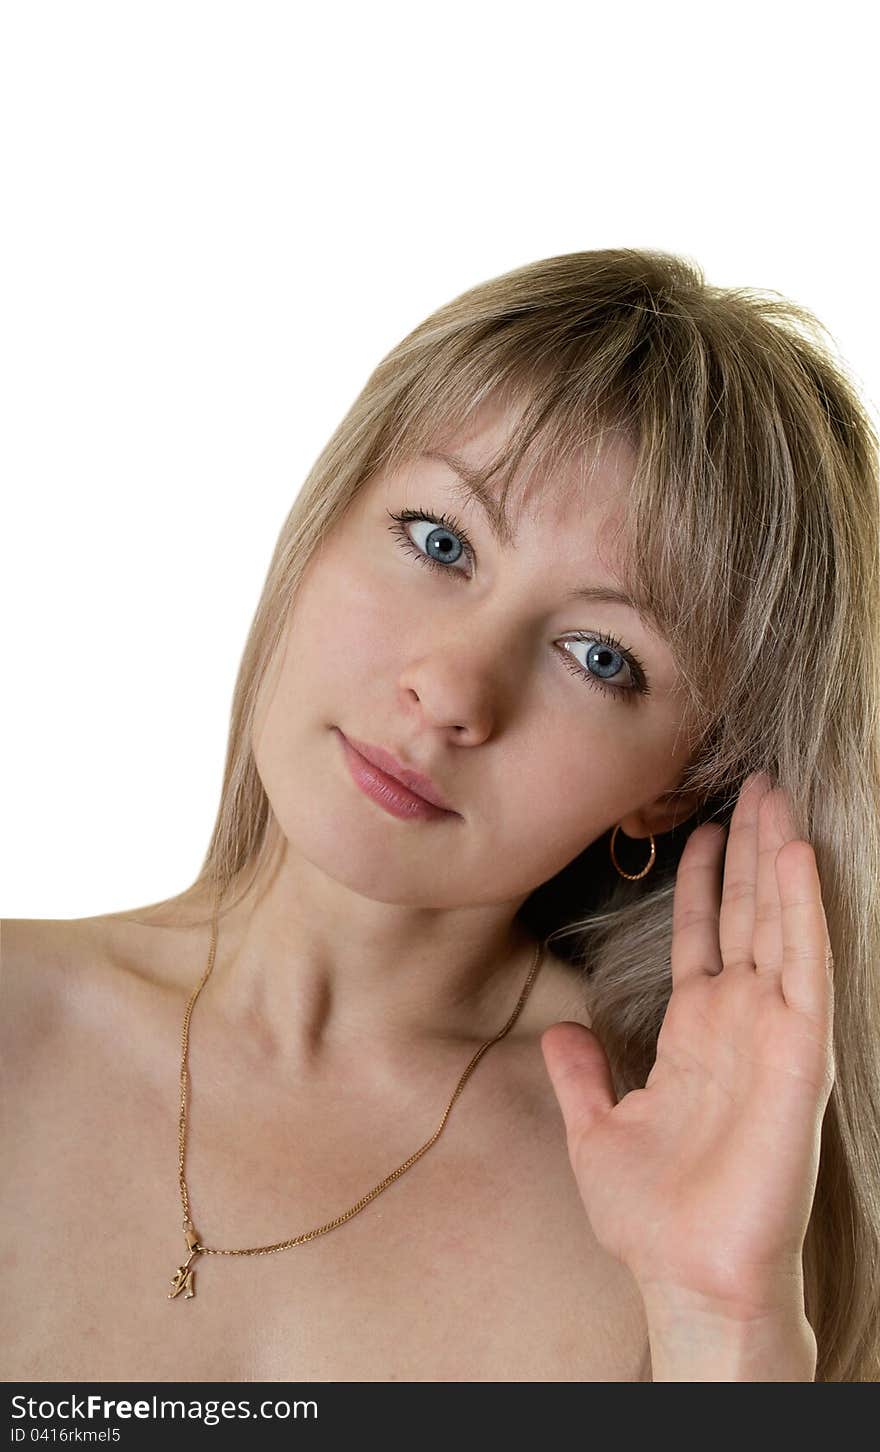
[609,823,656,880]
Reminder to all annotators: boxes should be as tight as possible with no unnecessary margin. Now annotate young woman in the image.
[3,249,878,1383]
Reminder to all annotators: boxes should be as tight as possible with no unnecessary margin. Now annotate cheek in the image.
[501,718,658,844]
[280,547,403,701]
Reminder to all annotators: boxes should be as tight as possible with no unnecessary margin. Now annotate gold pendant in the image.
[168,1220,203,1300]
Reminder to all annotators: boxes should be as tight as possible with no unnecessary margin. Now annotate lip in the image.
[335,728,458,820]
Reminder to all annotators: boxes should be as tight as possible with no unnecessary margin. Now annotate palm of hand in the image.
[541,772,836,1320]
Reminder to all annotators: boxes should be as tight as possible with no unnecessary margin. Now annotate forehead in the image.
[410,394,638,562]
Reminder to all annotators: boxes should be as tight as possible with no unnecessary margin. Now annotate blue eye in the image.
[386,507,651,705]
[558,632,649,704]
[386,508,474,574]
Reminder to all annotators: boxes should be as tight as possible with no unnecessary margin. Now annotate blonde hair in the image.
[135,249,880,1381]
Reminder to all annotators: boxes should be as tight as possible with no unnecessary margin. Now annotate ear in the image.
[616,788,703,840]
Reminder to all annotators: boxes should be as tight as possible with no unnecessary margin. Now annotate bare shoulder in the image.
[0,904,198,1063]
[529,944,593,1032]
[497,940,594,1095]
[1,916,99,1057]
[485,943,653,1381]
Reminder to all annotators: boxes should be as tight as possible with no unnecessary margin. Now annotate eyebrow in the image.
[420,449,660,630]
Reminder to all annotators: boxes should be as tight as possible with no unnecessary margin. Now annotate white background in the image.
[3,1,877,917]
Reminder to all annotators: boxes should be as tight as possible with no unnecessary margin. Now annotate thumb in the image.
[540,1021,618,1149]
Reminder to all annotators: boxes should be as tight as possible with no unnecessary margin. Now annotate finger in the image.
[775,840,835,1029]
[540,1022,617,1151]
[669,820,727,987]
[717,771,772,976]
[752,785,797,980]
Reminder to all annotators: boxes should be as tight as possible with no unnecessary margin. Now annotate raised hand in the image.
[541,771,836,1323]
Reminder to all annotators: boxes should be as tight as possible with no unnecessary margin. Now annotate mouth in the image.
[334,728,459,822]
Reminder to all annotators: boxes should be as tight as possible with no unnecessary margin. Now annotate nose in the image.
[397,634,504,744]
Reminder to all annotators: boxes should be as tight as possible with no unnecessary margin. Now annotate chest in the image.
[1,1013,651,1382]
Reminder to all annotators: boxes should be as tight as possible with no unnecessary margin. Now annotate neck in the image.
[184,834,543,1081]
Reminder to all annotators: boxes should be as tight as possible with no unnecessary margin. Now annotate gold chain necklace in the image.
[168,886,547,1299]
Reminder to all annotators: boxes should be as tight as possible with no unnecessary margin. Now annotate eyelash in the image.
[385,507,651,704]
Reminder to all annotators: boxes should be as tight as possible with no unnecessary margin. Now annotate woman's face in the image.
[251,396,696,912]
